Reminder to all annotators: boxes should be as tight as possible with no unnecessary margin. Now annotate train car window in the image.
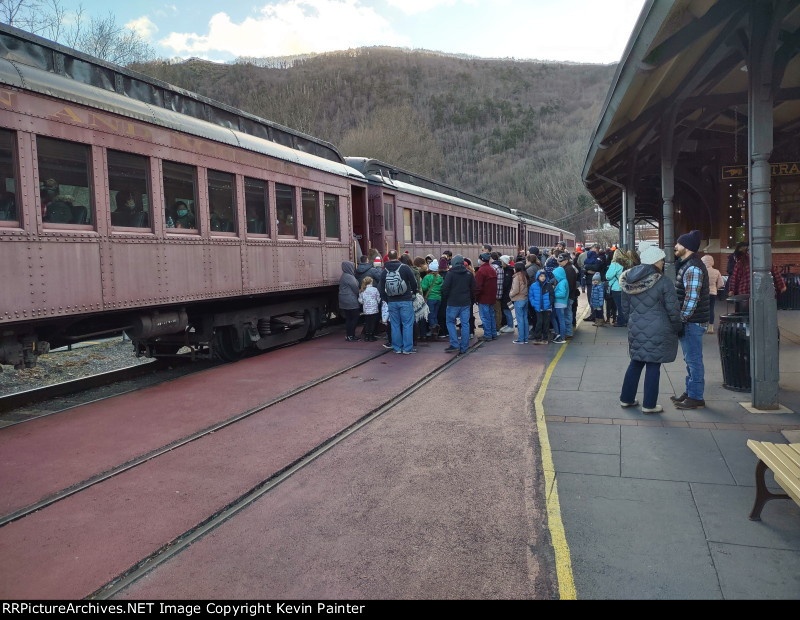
[441,215,448,243]
[208,170,236,233]
[276,183,296,236]
[454,217,461,243]
[0,129,19,226]
[383,202,394,231]
[403,209,412,241]
[449,216,455,244]
[432,213,439,243]
[424,212,432,243]
[324,193,339,239]
[163,161,197,231]
[108,150,150,229]
[244,177,269,235]
[413,210,423,243]
[301,188,319,238]
[37,136,93,227]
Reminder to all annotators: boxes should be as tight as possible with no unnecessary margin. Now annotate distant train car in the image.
[0,24,367,366]
[345,158,575,259]
[517,210,576,252]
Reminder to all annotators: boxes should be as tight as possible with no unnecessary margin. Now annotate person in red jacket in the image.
[727,244,786,306]
[475,253,498,340]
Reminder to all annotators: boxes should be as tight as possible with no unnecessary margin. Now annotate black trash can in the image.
[718,312,751,392]
[778,273,800,310]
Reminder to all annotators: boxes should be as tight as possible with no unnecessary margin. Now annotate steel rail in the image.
[0,361,171,416]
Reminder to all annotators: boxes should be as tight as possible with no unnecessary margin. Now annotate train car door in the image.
[382,194,396,253]
[350,184,367,256]
[368,189,383,253]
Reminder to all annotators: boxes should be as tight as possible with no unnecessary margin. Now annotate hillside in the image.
[131,48,616,234]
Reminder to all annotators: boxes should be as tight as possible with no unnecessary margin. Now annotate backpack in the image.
[384,266,408,297]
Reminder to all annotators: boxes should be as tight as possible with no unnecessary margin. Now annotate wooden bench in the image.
[746,440,800,521]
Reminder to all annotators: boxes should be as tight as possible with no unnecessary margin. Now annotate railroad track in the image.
[0,360,174,416]
[89,339,483,599]
[0,327,341,422]
[1,335,483,597]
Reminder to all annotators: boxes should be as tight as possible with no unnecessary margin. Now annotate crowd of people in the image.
[339,231,788,412]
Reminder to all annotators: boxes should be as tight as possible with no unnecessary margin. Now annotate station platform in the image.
[544,305,800,599]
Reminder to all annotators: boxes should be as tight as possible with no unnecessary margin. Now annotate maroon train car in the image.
[0,24,367,367]
[345,158,576,259]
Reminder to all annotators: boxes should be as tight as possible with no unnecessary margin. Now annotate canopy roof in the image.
[583,0,800,225]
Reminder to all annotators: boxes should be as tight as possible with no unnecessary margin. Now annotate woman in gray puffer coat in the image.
[338,261,361,341]
[618,244,682,413]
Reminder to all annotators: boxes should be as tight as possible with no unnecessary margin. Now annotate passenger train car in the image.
[345,158,574,260]
[0,24,574,369]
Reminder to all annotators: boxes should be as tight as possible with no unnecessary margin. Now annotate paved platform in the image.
[545,305,800,599]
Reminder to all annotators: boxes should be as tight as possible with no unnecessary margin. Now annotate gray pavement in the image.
[545,304,800,599]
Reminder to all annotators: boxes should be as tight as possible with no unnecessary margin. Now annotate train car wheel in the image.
[214,326,245,362]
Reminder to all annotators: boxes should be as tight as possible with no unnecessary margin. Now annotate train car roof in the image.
[346,157,574,236]
[0,24,366,181]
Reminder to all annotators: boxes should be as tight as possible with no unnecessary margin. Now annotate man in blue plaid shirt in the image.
[672,230,710,410]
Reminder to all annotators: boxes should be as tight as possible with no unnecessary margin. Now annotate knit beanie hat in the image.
[452,254,465,267]
[676,230,702,253]
[592,272,602,281]
[479,252,491,262]
[428,259,439,272]
[373,256,382,267]
[640,244,666,265]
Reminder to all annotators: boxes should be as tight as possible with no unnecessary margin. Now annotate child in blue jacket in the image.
[590,272,606,327]
[529,270,554,344]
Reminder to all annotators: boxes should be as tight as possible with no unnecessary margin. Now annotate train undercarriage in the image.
[1,290,336,370]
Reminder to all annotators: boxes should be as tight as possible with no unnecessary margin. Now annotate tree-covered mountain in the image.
[132,48,616,235]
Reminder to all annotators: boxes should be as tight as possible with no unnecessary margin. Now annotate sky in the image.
[71,0,647,63]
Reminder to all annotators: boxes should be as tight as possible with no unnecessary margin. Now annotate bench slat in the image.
[747,440,800,504]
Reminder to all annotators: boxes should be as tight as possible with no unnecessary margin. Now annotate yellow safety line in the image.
[533,308,583,600]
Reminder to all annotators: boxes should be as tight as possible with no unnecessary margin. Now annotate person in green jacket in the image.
[421,259,445,337]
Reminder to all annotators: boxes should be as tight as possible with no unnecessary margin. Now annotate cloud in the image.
[126,16,158,40]
[155,5,178,18]
[159,0,409,58]
[383,0,470,15]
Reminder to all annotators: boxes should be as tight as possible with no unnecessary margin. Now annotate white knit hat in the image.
[639,244,666,265]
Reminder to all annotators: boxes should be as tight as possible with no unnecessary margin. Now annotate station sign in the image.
[722,162,800,180]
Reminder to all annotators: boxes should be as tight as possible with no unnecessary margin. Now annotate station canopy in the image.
[582,0,800,227]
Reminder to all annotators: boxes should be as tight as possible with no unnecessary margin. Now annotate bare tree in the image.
[1,1,154,64]
[339,105,444,178]
[73,11,154,65]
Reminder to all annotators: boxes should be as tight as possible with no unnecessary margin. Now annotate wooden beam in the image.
[641,0,748,68]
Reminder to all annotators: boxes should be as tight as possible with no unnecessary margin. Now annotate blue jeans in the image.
[611,290,626,326]
[446,305,471,352]
[562,302,573,337]
[478,303,497,338]
[426,299,441,328]
[514,300,529,342]
[620,360,661,409]
[551,306,566,338]
[388,300,414,353]
[679,322,706,400]
[502,306,514,329]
